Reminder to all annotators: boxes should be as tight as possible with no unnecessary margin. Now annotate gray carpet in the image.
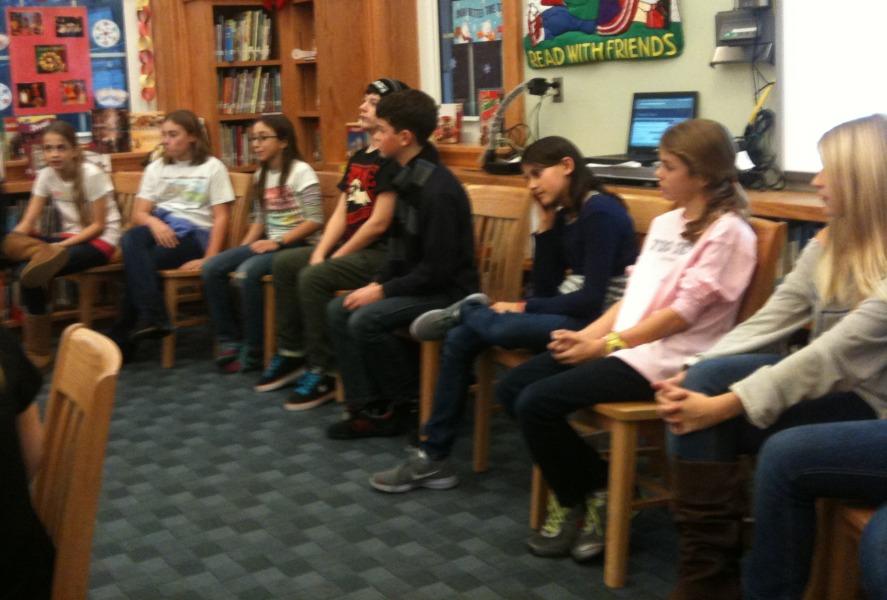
[79,330,677,599]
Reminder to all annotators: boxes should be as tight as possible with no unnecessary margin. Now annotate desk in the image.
[450,167,827,224]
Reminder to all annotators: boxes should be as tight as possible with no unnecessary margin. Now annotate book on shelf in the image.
[218,67,280,115]
[217,9,272,63]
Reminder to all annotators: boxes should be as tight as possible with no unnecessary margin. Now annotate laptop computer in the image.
[587,91,699,166]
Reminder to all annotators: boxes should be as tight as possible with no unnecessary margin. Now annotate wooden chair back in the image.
[32,324,122,600]
[737,217,787,323]
[317,171,343,222]
[110,171,143,228]
[465,184,533,302]
[226,171,255,248]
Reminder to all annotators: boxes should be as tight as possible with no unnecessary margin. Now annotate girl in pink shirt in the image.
[496,119,757,562]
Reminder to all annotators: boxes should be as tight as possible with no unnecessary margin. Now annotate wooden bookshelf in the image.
[154,0,418,170]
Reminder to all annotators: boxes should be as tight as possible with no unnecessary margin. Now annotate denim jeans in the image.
[423,303,585,459]
[496,352,653,507]
[668,354,876,461]
[326,292,453,410]
[119,225,205,326]
[21,237,108,314]
[745,420,887,600]
[203,244,297,349]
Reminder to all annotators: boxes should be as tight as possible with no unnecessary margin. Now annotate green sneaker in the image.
[572,491,607,562]
[526,494,584,558]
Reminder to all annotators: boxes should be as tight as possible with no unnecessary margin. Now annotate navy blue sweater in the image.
[525,192,637,321]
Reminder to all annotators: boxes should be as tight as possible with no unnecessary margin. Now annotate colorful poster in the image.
[8,7,93,115]
[525,0,684,69]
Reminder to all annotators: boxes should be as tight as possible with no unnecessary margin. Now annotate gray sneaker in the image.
[572,491,607,562]
[369,449,459,493]
[409,293,491,341]
[526,495,584,558]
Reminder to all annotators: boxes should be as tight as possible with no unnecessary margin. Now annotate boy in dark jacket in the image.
[326,89,478,439]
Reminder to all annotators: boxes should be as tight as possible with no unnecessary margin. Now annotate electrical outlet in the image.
[551,77,563,103]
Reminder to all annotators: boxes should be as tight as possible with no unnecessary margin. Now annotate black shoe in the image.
[105,325,136,365]
[129,320,172,343]
[254,354,305,392]
[326,405,408,440]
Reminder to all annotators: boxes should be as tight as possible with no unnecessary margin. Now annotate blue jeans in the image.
[422,303,585,459]
[746,420,887,600]
[326,293,453,410]
[119,225,205,326]
[202,244,298,349]
[669,354,876,461]
[20,237,108,314]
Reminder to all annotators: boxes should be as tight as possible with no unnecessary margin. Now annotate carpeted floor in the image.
[75,329,677,599]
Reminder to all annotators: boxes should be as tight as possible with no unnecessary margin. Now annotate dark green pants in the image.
[271,244,387,372]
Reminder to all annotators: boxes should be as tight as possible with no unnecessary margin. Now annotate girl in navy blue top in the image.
[370,136,637,493]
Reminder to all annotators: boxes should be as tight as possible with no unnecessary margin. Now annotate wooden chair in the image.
[61,171,143,327]
[804,501,875,599]
[31,323,122,600]
[469,194,676,473]
[529,216,787,589]
[158,171,253,368]
[417,184,532,428]
[261,170,343,366]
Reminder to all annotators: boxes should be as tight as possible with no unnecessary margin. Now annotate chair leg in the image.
[604,420,639,589]
[263,278,275,367]
[418,340,442,440]
[161,279,178,369]
[529,465,549,530]
[77,275,97,328]
[473,350,494,473]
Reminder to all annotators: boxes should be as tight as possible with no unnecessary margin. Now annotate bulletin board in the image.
[7,6,93,115]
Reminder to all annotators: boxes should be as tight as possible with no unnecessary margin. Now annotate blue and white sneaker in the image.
[284,367,336,411]
[254,354,305,392]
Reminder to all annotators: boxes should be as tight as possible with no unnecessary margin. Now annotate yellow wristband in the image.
[604,331,628,355]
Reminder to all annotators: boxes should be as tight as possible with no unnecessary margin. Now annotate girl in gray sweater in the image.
[655,114,887,599]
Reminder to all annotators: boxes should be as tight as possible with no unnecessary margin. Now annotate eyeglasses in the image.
[248,134,278,143]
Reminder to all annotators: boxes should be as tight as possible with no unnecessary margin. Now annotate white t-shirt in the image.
[33,162,120,247]
[138,156,235,229]
[251,160,322,243]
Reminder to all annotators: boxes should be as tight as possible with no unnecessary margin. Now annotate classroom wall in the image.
[527,0,777,155]
[419,0,777,156]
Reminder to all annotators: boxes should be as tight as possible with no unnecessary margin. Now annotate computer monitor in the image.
[627,91,699,156]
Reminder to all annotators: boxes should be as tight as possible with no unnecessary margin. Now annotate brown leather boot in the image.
[22,313,53,371]
[2,232,69,288]
[669,460,745,600]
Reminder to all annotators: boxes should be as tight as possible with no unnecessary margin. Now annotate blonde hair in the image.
[659,118,749,243]
[816,114,887,305]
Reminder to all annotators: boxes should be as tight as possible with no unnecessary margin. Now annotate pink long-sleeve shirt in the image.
[611,208,757,383]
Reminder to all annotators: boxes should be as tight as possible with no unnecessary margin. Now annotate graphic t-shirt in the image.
[33,162,120,246]
[251,160,322,244]
[337,146,396,242]
[138,156,235,229]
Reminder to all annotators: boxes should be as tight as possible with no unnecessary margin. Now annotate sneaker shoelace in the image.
[263,355,285,377]
[294,369,323,395]
[541,496,570,537]
[582,496,605,536]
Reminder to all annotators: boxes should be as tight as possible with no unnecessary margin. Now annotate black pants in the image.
[497,352,653,507]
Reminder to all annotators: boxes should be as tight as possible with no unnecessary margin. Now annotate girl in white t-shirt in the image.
[202,114,322,374]
[112,110,235,355]
[1,120,119,367]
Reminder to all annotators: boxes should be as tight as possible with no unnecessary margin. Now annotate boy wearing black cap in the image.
[326,89,478,439]
[256,79,408,410]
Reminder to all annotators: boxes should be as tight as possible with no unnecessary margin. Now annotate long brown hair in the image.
[659,119,748,243]
[162,109,211,165]
[43,121,90,226]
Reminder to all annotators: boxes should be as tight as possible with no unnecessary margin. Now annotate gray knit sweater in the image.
[698,239,887,428]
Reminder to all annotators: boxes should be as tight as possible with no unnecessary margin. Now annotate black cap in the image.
[366,78,409,97]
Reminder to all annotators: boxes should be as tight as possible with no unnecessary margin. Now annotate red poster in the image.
[7,7,93,116]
